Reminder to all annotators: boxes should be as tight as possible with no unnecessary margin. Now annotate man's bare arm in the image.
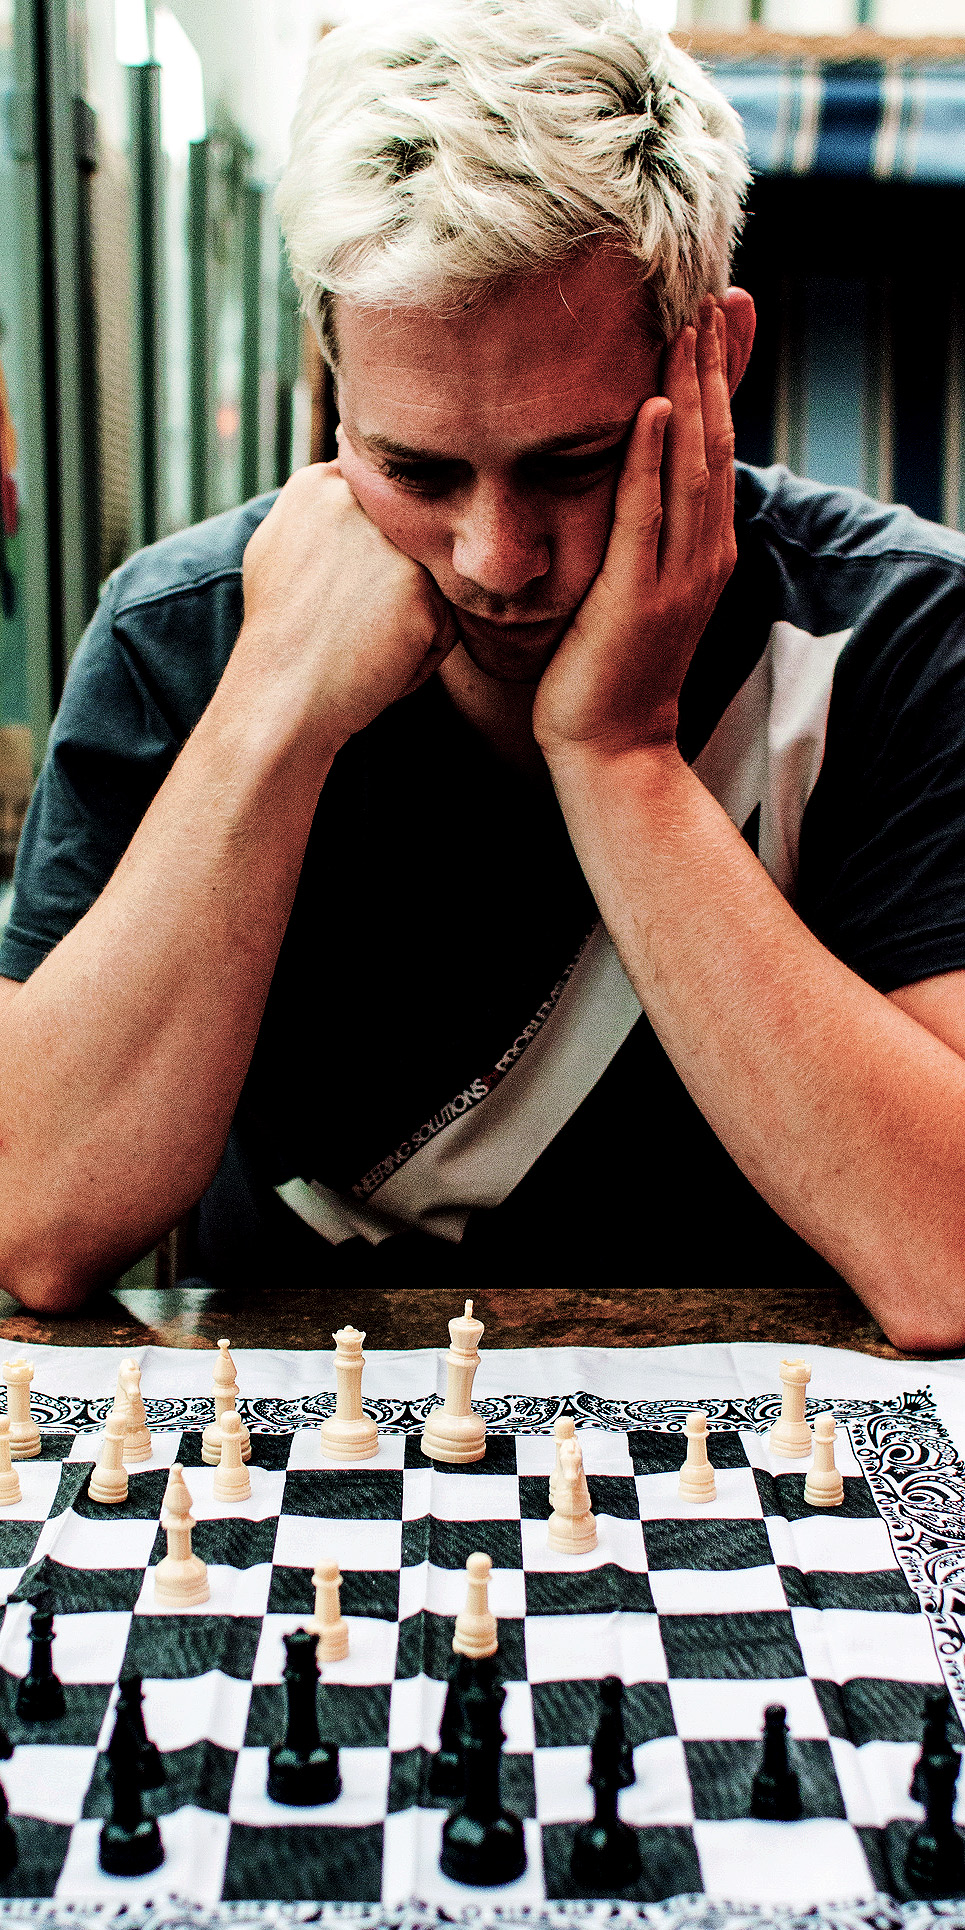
[534,307,965,1354]
[0,466,455,1308]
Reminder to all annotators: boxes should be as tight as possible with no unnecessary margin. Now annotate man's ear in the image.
[721,287,756,397]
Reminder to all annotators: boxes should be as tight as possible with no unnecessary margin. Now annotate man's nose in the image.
[450,485,551,599]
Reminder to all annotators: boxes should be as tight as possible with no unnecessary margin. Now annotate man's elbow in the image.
[0,1219,104,1313]
[857,1241,965,1356]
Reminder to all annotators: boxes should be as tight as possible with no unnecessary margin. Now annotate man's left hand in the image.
[532,297,737,761]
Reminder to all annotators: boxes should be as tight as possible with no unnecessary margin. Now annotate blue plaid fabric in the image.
[707,58,965,181]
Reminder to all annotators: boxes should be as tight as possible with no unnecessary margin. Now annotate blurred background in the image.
[0,0,962,1281]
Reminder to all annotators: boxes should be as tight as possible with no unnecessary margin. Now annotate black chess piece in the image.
[429,1655,497,1801]
[117,1674,164,1791]
[0,1770,16,1879]
[571,1676,641,1890]
[750,1704,801,1821]
[906,1741,965,1897]
[911,1688,956,1805]
[98,1698,164,1876]
[267,1629,341,1807]
[440,1662,526,1886]
[15,1591,65,1722]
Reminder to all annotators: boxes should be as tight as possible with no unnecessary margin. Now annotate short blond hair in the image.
[276,0,750,363]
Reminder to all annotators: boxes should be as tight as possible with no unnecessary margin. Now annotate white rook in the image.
[804,1413,845,1507]
[318,1327,378,1461]
[769,1359,813,1459]
[3,1359,40,1459]
[421,1300,486,1464]
[678,1411,716,1503]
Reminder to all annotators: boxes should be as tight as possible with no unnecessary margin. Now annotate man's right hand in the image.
[238,463,457,750]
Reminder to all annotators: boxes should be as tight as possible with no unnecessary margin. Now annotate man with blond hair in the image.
[1,0,965,1348]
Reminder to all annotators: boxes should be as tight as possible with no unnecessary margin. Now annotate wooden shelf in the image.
[672,27,965,62]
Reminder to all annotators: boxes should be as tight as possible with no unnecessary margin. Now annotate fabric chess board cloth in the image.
[0,1342,963,1930]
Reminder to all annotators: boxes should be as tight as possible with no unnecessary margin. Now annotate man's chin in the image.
[454,611,570,682]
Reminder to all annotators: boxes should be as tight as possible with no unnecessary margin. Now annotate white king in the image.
[421,1300,487,1465]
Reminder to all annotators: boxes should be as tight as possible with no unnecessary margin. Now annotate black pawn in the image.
[98,1698,164,1876]
[750,1704,801,1821]
[906,1742,965,1897]
[571,1676,641,1891]
[117,1675,164,1791]
[429,1655,496,1801]
[0,1770,16,1879]
[912,1688,956,1805]
[440,1664,526,1886]
[15,1593,65,1722]
[267,1629,341,1807]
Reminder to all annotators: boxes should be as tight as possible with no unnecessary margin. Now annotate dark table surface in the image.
[0,1281,945,1360]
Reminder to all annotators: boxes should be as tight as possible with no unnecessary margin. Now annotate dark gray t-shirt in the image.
[4,464,965,1290]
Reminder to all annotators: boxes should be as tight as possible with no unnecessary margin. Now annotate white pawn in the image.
[119,1360,151,1463]
[154,1464,209,1608]
[453,1552,498,1660]
[202,1338,251,1466]
[88,1410,129,1505]
[547,1438,597,1554]
[212,1409,252,1503]
[0,1418,21,1505]
[421,1300,487,1465]
[3,1359,40,1459]
[804,1413,845,1507]
[318,1326,379,1461]
[549,1416,576,1507]
[769,1358,813,1458]
[308,1560,350,1661]
[678,1411,717,1503]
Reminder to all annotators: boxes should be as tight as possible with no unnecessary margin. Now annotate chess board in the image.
[0,1347,962,1930]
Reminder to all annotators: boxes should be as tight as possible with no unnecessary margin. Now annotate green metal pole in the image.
[129,62,165,546]
[40,0,87,681]
[10,0,52,753]
[240,179,263,501]
[188,135,211,524]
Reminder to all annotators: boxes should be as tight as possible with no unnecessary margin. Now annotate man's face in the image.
[334,247,663,684]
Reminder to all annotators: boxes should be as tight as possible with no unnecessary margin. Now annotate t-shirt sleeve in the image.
[797,561,965,994]
[0,573,183,982]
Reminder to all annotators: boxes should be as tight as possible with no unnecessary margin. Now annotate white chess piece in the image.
[453,1552,498,1659]
[0,1418,22,1505]
[3,1359,40,1459]
[119,1360,152,1463]
[549,1416,576,1507]
[421,1300,486,1464]
[212,1409,252,1502]
[804,1413,845,1507]
[154,1464,209,1608]
[88,1410,129,1504]
[308,1560,350,1661]
[547,1438,597,1554]
[678,1411,717,1503]
[202,1339,251,1465]
[769,1359,813,1458]
[318,1327,379,1461]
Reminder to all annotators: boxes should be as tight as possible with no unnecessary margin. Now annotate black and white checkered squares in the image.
[0,1404,952,1913]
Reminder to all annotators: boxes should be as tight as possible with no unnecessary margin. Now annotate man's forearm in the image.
[0,643,337,1305]
[547,740,965,1351]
